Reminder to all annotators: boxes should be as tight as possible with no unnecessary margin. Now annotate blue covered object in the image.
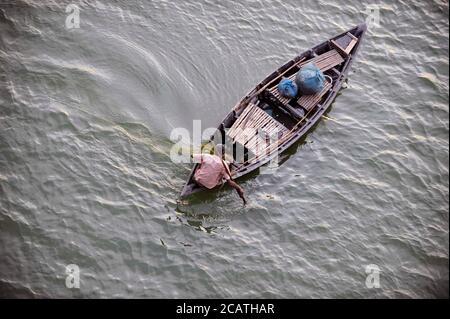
[277,78,298,98]
[295,63,325,95]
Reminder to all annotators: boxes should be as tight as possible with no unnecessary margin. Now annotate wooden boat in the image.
[180,23,367,198]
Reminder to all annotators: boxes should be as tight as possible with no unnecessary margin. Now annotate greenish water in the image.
[0,0,448,298]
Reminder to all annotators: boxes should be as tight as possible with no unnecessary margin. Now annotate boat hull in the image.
[180,23,367,198]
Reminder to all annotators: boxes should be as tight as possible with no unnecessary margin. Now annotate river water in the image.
[0,0,448,298]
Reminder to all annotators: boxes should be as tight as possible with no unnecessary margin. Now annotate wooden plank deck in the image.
[313,49,344,71]
[297,80,332,111]
[227,103,288,157]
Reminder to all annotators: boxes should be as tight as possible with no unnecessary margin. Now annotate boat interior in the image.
[181,25,365,197]
[216,30,362,169]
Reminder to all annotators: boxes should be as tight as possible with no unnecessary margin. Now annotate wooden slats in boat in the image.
[297,80,332,111]
[314,49,344,71]
[227,103,288,157]
[227,103,257,139]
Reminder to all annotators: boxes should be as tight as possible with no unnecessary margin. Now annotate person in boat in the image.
[192,144,247,205]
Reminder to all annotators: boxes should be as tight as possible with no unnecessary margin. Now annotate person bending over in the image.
[192,144,246,205]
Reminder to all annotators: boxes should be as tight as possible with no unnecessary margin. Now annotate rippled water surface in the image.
[0,0,448,298]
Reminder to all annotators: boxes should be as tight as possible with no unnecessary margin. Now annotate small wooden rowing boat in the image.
[180,23,367,198]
